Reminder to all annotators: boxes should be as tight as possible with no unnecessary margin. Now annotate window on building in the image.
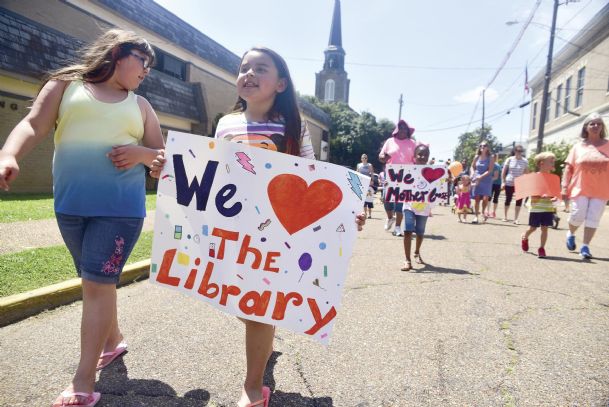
[564,76,571,114]
[153,47,186,80]
[555,84,562,118]
[532,102,537,130]
[576,67,585,108]
[324,79,335,102]
[545,92,551,123]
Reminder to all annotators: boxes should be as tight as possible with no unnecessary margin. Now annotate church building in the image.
[315,0,350,104]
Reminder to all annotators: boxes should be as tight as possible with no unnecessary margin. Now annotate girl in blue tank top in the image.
[0,29,164,407]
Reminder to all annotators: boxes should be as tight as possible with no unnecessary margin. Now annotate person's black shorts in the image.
[364,202,373,209]
[529,212,554,227]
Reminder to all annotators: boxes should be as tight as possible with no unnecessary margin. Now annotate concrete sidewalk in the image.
[0,215,156,255]
[1,202,608,406]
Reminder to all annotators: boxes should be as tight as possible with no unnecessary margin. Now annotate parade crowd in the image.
[0,27,608,407]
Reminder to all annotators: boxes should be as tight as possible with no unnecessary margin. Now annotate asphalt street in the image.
[1,202,608,406]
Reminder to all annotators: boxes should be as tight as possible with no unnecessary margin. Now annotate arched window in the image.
[324,79,335,102]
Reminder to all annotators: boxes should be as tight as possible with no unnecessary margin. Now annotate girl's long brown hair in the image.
[45,29,155,85]
[230,47,301,156]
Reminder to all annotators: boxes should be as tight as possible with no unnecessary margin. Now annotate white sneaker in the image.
[393,226,403,236]
[384,217,395,231]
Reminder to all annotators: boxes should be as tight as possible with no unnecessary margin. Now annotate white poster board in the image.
[384,164,449,206]
[150,132,368,344]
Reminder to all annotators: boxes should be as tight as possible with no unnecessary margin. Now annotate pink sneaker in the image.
[538,247,547,258]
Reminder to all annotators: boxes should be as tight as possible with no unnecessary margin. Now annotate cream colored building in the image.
[527,2,609,155]
[0,0,330,193]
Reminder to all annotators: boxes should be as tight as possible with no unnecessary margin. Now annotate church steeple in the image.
[315,0,350,104]
[328,0,342,48]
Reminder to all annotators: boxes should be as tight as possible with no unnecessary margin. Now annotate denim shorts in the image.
[55,213,144,284]
[383,201,404,212]
[403,209,428,236]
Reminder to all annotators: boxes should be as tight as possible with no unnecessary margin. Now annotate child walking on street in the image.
[401,144,432,271]
[456,174,472,223]
[521,152,558,258]
[364,179,375,218]
[0,30,164,407]
[152,46,365,407]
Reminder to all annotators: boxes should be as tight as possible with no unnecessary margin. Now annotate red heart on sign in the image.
[268,174,343,235]
[421,167,445,183]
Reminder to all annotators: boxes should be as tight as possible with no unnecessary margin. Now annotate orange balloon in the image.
[448,161,463,177]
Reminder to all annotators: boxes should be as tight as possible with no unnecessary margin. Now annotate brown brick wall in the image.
[0,94,54,193]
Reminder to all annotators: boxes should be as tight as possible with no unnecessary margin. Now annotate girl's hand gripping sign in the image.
[151,131,368,344]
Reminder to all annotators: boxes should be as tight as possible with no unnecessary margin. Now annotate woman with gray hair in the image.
[562,112,609,259]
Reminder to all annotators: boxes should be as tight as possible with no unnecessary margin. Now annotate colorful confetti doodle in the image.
[258,219,272,231]
[174,225,182,239]
[313,225,321,232]
[235,151,255,174]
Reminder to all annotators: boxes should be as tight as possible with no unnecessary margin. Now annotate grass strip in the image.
[0,192,157,223]
[0,231,153,297]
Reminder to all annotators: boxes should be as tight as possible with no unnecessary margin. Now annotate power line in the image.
[286,56,543,71]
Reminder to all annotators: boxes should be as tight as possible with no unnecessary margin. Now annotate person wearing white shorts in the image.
[562,113,609,259]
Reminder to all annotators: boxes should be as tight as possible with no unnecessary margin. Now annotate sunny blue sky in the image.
[154,0,608,160]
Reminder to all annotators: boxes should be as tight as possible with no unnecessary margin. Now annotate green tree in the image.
[527,141,572,178]
[453,126,500,167]
[301,96,391,171]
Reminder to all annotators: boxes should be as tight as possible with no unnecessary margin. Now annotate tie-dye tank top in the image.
[53,81,146,217]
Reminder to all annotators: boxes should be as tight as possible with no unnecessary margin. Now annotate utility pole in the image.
[536,0,559,153]
[481,88,486,139]
[398,93,404,120]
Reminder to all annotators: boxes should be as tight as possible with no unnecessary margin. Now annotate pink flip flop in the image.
[96,341,128,370]
[246,386,271,407]
[52,390,101,407]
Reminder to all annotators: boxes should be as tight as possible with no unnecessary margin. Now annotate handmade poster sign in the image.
[514,172,561,201]
[384,164,449,205]
[150,131,368,344]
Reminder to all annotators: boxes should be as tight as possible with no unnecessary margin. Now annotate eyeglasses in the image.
[129,52,150,69]
[588,122,603,127]
[515,149,524,153]
[479,144,488,148]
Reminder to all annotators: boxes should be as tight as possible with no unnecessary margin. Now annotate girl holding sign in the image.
[0,30,164,406]
[152,47,365,407]
[401,144,431,271]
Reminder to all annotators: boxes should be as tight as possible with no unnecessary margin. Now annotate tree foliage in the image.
[453,126,501,168]
[302,95,393,171]
[527,141,572,178]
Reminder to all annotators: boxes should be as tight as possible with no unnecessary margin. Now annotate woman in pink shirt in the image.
[379,119,416,236]
[562,112,609,259]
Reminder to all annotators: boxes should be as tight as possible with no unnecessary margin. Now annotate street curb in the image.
[0,259,151,327]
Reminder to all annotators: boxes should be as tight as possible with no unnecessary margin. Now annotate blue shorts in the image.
[383,201,403,212]
[528,212,554,228]
[403,209,428,236]
[56,213,144,284]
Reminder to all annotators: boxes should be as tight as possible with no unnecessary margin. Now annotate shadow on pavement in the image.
[96,359,209,406]
[263,351,334,406]
[94,351,333,406]
[424,234,446,240]
[411,264,476,275]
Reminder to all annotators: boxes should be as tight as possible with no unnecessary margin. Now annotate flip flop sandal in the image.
[400,261,412,271]
[246,386,271,407]
[52,390,101,407]
[414,253,425,264]
[96,341,128,370]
